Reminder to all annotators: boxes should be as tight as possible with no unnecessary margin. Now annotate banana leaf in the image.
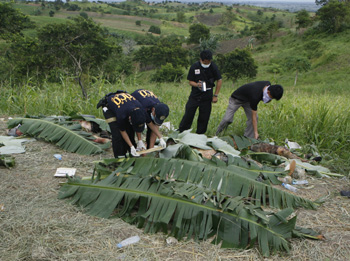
[292,226,326,240]
[159,144,204,162]
[0,155,15,168]
[7,118,110,155]
[175,130,212,150]
[207,137,241,158]
[211,155,285,185]
[164,134,285,184]
[220,135,261,150]
[94,157,316,210]
[59,173,298,256]
[160,140,284,185]
[247,152,287,166]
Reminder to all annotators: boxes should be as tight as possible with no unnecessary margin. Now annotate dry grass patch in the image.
[1,118,350,260]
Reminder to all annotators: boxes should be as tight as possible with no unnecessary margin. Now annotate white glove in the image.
[136,140,146,151]
[130,146,140,157]
[159,138,166,148]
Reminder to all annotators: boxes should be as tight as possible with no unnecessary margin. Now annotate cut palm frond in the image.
[175,130,212,150]
[7,118,110,155]
[220,135,261,150]
[59,174,299,257]
[207,137,241,158]
[164,135,287,184]
[160,144,204,162]
[246,152,287,166]
[160,143,285,185]
[293,226,326,240]
[93,157,317,210]
[207,155,284,185]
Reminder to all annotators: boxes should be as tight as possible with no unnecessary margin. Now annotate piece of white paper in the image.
[54,167,76,177]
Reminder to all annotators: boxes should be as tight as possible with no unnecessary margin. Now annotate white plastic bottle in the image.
[282,183,298,193]
[292,180,308,185]
[117,236,140,248]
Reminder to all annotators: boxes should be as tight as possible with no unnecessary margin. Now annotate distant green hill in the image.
[3,0,349,78]
[3,0,350,88]
[10,1,295,40]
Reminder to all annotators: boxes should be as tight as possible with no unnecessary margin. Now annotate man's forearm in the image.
[214,79,222,96]
[120,130,133,147]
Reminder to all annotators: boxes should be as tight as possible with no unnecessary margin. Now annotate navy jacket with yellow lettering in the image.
[107,92,145,131]
[131,89,160,122]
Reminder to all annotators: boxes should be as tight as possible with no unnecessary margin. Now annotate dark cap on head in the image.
[130,108,146,133]
[200,50,213,61]
[154,103,169,126]
[269,85,284,100]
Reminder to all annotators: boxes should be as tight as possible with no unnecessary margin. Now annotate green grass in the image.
[2,1,350,175]
[1,67,349,175]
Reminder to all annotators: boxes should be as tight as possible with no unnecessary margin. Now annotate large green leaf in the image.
[247,152,287,166]
[7,118,110,155]
[201,154,285,185]
[59,174,297,256]
[175,130,212,150]
[159,143,204,162]
[158,141,284,185]
[207,136,241,158]
[94,157,316,210]
[0,155,15,168]
[220,135,261,150]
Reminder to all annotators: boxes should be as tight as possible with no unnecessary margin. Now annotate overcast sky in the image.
[145,0,316,2]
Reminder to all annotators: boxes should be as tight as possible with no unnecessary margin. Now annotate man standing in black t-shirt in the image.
[178,50,222,134]
[216,81,283,139]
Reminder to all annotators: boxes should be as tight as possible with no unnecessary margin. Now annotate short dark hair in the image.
[200,50,213,61]
[269,84,283,100]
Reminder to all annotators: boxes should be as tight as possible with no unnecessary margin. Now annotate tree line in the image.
[1,0,350,97]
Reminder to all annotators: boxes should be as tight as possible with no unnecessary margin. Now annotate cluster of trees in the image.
[0,2,258,94]
[0,3,132,98]
[1,0,350,96]
[295,0,350,33]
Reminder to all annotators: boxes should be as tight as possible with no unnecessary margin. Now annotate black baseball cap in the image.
[154,103,169,126]
[130,108,146,133]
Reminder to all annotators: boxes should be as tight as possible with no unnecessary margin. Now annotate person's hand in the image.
[136,140,146,151]
[196,81,204,91]
[130,146,140,157]
[159,138,166,148]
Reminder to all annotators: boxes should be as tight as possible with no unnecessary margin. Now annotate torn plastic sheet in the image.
[0,136,34,154]
[285,139,302,150]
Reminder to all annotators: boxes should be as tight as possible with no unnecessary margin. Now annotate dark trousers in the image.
[146,126,152,149]
[179,96,212,134]
[103,109,136,158]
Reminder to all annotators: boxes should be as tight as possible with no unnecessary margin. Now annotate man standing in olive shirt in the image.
[216,81,283,139]
[179,50,222,134]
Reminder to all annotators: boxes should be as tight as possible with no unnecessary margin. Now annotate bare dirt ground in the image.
[1,117,350,261]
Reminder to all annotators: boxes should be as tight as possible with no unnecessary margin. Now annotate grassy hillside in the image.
[1,0,350,175]
[11,1,296,38]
